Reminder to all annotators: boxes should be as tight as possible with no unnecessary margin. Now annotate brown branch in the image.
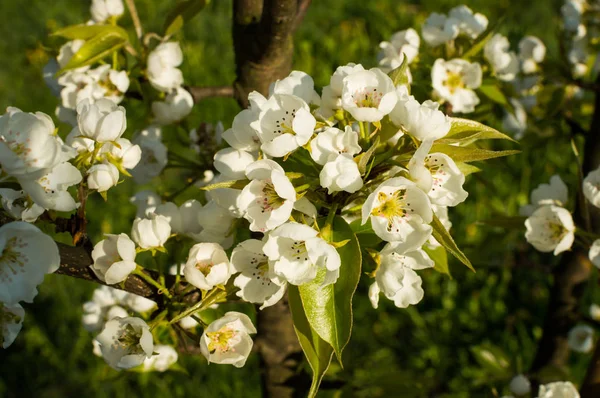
[187,85,234,103]
[292,0,311,32]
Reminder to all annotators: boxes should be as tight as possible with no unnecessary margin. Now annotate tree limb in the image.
[187,85,235,103]
[292,0,311,32]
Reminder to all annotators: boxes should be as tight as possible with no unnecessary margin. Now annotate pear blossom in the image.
[520,175,569,216]
[146,42,184,92]
[408,141,468,207]
[269,70,321,105]
[509,374,531,396]
[57,71,103,111]
[130,190,162,218]
[1,303,24,349]
[519,36,546,74]
[502,98,528,139]
[184,243,232,290]
[538,381,580,398]
[79,65,129,104]
[341,68,397,122]
[91,0,125,23]
[589,239,600,268]
[263,222,341,286]
[310,126,361,165]
[568,324,594,353]
[251,94,315,157]
[0,221,60,304]
[525,205,575,255]
[0,189,45,222]
[484,34,520,81]
[213,148,256,180]
[562,0,584,32]
[448,5,488,40]
[206,174,244,217]
[95,316,154,370]
[19,162,82,212]
[390,85,451,142]
[590,304,600,321]
[42,59,62,97]
[190,121,224,153]
[319,63,365,118]
[368,246,434,309]
[583,167,600,208]
[130,127,168,183]
[57,40,86,70]
[152,87,194,125]
[131,215,171,250]
[87,163,119,192]
[237,160,297,232]
[200,311,256,368]
[91,234,137,285]
[431,58,482,113]
[196,200,236,248]
[143,345,178,372]
[320,155,363,194]
[76,99,127,143]
[119,292,157,313]
[377,28,420,72]
[232,239,287,309]
[82,286,129,332]
[222,109,261,152]
[422,12,459,47]
[154,200,203,236]
[0,108,76,180]
[101,138,142,170]
[362,177,433,251]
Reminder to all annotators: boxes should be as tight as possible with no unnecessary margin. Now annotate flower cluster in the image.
[561,0,600,78]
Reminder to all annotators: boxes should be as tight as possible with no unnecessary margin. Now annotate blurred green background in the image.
[1,0,596,397]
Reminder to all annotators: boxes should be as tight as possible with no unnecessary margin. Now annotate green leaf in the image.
[356,136,380,175]
[201,179,248,191]
[456,162,482,176]
[164,0,209,36]
[349,218,382,249]
[431,214,474,272]
[60,28,129,71]
[470,343,511,376]
[298,216,361,363]
[462,16,505,60]
[387,53,410,92]
[52,24,126,40]
[430,144,520,163]
[445,118,516,142]
[478,84,509,106]
[288,286,334,398]
[423,245,451,278]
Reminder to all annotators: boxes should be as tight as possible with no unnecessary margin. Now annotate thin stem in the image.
[170,288,227,325]
[191,314,208,328]
[125,0,143,40]
[133,266,173,299]
[149,309,168,330]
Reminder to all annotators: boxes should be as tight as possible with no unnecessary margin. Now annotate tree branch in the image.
[187,85,235,103]
[292,0,311,32]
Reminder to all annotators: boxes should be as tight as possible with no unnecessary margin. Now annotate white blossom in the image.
[147,42,184,92]
[130,126,168,183]
[362,177,433,251]
[519,36,546,74]
[152,87,194,125]
[448,5,488,40]
[251,94,315,157]
[76,99,127,143]
[154,200,203,237]
[130,190,161,218]
[232,239,286,309]
[95,317,154,370]
[263,222,341,286]
[131,215,171,250]
[200,311,256,367]
[82,286,129,332]
[57,40,86,70]
[320,155,363,194]
[390,85,451,142]
[583,167,600,208]
[190,121,224,153]
[562,0,584,32]
[101,138,142,170]
[143,345,178,372]
[589,239,600,268]
[19,162,82,212]
[91,234,137,285]
[484,34,519,81]
[0,222,60,304]
[222,109,261,152]
[269,70,321,105]
[520,175,569,216]
[91,0,125,23]
[341,68,397,122]
[0,108,76,180]
[369,246,433,309]
[538,381,580,398]
[525,205,575,255]
[196,200,235,249]
[1,303,24,349]
[509,374,531,396]
[431,58,482,113]
[87,163,119,192]
[237,160,297,232]
[378,28,420,72]
[318,63,365,118]
[66,127,95,153]
[590,304,600,321]
[568,324,594,353]
[0,189,44,223]
[310,126,361,165]
[184,242,231,290]
[422,12,459,47]
[502,98,528,139]
[213,148,256,180]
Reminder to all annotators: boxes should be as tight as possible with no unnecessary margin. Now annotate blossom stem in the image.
[191,314,208,328]
[133,266,173,299]
[125,0,143,40]
[149,309,168,330]
[169,288,227,325]
[321,203,339,241]
[294,183,310,192]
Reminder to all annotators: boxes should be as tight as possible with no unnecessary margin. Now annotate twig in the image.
[125,0,143,40]
[292,0,312,32]
[186,86,235,103]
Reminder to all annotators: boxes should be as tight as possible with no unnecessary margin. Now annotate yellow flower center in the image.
[0,237,28,284]
[371,190,413,233]
[115,323,145,355]
[444,71,465,94]
[354,88,382,108]
[207,326,237,354]
[195,261,214,277]
[259,182,285,212]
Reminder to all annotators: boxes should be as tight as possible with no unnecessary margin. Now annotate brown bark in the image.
[187,85,235,103]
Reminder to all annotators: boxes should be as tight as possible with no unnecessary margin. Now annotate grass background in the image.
[1,0,595,397]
